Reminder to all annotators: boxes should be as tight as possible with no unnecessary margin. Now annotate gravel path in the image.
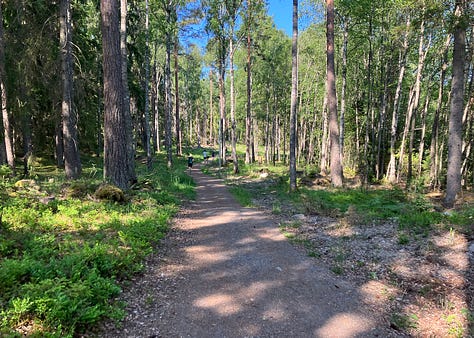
[100,165,397,337]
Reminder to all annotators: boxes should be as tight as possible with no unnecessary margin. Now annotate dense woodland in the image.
[0,0,473,206]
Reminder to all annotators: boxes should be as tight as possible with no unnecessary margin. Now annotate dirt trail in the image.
[100,165,399,337]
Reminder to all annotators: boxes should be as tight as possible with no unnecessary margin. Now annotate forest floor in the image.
[235,174,474,337]
[96,163,473,337]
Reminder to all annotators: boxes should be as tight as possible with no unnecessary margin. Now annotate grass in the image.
[0,152,194,337]
[228,185,253,207]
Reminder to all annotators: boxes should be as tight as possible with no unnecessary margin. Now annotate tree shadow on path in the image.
[101,164,401,338]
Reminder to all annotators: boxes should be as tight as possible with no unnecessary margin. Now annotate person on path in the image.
[187,154,194,172]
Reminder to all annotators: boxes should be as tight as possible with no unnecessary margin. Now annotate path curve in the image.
[101,165,398,337]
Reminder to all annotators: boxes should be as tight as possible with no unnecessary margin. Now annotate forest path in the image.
[101,164,397,338]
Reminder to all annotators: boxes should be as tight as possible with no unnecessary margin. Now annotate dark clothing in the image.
[187,156,194,168]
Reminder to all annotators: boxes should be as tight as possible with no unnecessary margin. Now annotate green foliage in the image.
[300,188,407,222]
[229,185,253,207]
[0,154,193,336]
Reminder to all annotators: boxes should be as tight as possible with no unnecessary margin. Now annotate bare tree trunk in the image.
[209,69,214,145]
[327,0,343,186]
[0,3,13,172]
[164,3,173,167]
[417,93,430,176]
[229,26,239,174]
[154,60,162,153]
[429,35,450,188]
[60,0,81,179]
[339,18,348,165]
[386,17,410,183]
[445,0,466,208]
[245,6,253,164]
[320,95,328,175]
[144,0,152,169]
[398,18,426,183]
[218,48,226,167]
[174,36,182,156]
[101,0,135,189]
[289,0,298,191]
[120,0,135,181]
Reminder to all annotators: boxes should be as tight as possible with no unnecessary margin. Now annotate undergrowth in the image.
[0,153,194,337]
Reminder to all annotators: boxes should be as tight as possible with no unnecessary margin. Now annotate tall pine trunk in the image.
[326,0,343,187]
[174,36,182,156]
[120,0,135,182]
[445,0,466,208]
[101,0,135,189]
[289,0,298,192]
[144,0,152,169]
[0,2,14,172]
[229,25,239,174]
[164,3,173,167]
[60,0,81,179]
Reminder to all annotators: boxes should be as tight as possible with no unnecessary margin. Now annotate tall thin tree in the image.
[326,0,343,187]
[445,0,466,208]
[60,0,81,179]
[101,0,135,189]
[289,0,298,192]
[0,2,14,172]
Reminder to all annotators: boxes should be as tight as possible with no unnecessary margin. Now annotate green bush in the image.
[0,153,191,336]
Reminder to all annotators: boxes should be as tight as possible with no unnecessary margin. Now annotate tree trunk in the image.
[218,45,226,167]
[144,0,152,169]
[0,2,14,172]
[386,17,410,183]
[174,35,182,156]
[445,0,466,208]
[60,0,81,179]
[229,25,239,174]
[326,0,343,187]
[120,0,135,181]
[209,69,214,145]
[417,93,430,176]
[245,5,253,164]
[320,95,328,175]
[101,0,135,189]
[289,0,298,192]
[339,18,348,165]
[164,3,173,167]
[398,18,426,183]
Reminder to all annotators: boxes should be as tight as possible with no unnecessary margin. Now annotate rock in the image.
[293,214,306,220]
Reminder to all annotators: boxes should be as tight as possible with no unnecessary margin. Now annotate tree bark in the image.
[60,0,81,179]
[0,2,14,172]
[174,35,182,156]
[144,0,152,169]
[101,0,135,189]
[445,0,466,208]
[245,1,253,164]
[164,2,173,167]
[289,0,298,192]
[229,24,239,174]
[326,0,343,187]
[120,0,135,181]
[386,17,410,183]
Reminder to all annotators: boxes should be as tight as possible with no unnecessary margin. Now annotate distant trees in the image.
[0,0,471,206]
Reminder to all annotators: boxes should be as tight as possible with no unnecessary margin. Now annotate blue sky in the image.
[267,0,294,36]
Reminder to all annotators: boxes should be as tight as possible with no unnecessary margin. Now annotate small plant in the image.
[390,312,419,330]
[331,265,344,275]
[229,186,253,207]
[272,202,282,214]
[398,232,410,245]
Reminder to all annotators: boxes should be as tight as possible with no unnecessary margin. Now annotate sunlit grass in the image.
[0,152,194,337]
